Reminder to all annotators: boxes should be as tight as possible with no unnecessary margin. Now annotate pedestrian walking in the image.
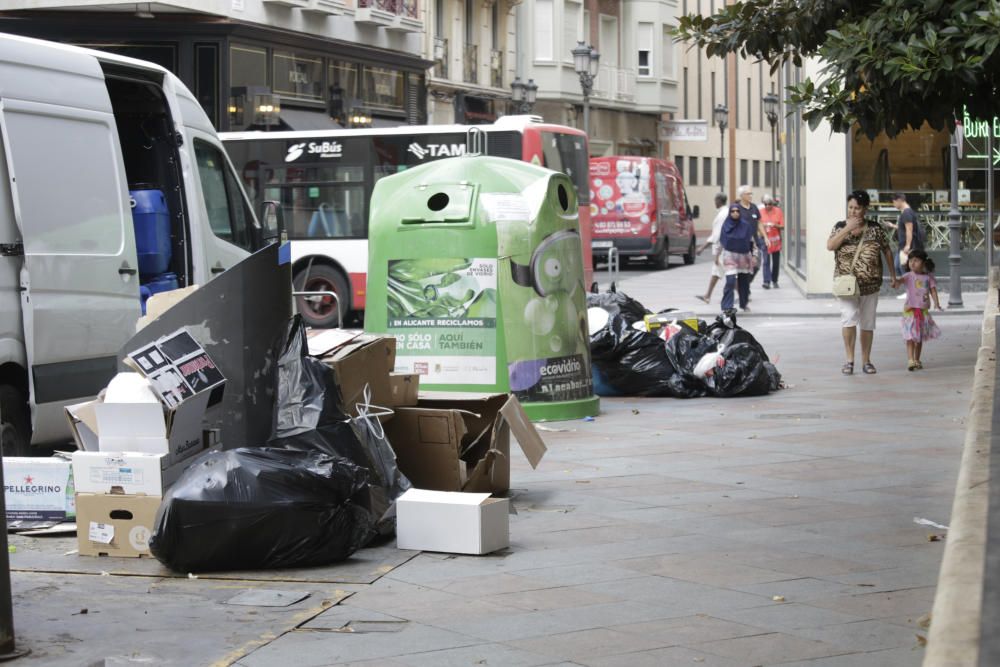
[720,203,755,312]
[898,249,942,371]
[759,194,784,289]
[891,193,924,276]
[695,192,729,304]
[827,190,898,375]
[733,186,763,296]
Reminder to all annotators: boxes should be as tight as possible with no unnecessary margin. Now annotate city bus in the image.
[221,116,591,327]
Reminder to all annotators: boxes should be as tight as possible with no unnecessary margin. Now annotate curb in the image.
[923,278,996,666]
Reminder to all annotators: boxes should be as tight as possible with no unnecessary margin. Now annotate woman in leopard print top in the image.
[826,190,899,375]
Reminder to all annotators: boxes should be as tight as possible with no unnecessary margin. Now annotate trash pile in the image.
[587,287,781,398]
[5,314,547,569]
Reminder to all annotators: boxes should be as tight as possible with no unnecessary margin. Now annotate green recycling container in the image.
[365,155,599,421]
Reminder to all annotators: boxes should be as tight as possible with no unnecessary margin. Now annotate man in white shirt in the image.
[695,192,729,304]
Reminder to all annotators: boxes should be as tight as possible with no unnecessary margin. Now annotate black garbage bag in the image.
[663,326,721,398]
[704,313,770,361]
[269,317,410,536]
[590,313,702,397]
[586,287,651,325]
[709,343,782,397]
[272,315,350,439]
[149,448,375,572]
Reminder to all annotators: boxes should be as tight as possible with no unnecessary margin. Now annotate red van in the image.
[589,156,699,269]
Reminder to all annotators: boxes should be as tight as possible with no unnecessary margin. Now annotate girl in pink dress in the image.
[898,250,942,370]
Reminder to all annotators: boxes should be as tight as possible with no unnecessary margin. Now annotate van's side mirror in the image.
[691,205,700,219]
[260,200,284,245]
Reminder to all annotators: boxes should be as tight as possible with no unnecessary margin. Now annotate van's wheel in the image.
[683,236,697,265]
[652,239,670,270]
[294,265,349,329]
[0,384,31,457]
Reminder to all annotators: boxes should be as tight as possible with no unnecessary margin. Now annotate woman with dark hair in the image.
[826,190,899,375]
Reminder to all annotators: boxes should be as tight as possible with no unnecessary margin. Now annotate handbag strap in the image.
[846,223,866,273]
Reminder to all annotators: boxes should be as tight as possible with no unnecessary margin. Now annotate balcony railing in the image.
[594,65,636,102]
[464,43,478,84]
[490,49,503,88]
[434,37,449,78]
[356,0,422,30]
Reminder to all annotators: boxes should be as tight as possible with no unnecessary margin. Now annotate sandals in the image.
[915,361,923,370]
[862,363,877,375]
[841,362,854,375]
[907,360,917,372]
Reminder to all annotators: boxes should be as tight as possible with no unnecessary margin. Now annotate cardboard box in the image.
[320,334,396,415]
[72,451,191,496]
[3,456,75,527]
[388,373,420,407]
[66,328,226,466]
[66,392,209,467]
[396,488,509,554]
[384,392,546,494]
[76,493,160,558]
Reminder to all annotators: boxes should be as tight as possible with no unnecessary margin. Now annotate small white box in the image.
[395,489,509,555]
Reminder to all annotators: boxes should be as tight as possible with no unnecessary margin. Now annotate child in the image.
[897,249,942,370]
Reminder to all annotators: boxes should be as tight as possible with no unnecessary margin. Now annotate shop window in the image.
[752,159,760,187]
[230,44,267,91]
[273,50,323,102]
[702,157,711,185]
[717,158,724,186]
[362,66,405,111]
[688,156,698,185]
[740,159,748,186]
[675,156,684,180]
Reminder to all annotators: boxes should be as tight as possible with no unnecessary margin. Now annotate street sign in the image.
[658,120,709,142]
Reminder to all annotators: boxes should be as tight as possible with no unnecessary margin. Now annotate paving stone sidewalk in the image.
[232,265,984,667]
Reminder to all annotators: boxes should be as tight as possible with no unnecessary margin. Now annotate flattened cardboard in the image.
[76,493,160,558]
[395,488,509,555]
[385,392,547,495]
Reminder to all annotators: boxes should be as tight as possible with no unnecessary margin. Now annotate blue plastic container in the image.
[130,187,171,277]
[140,272,179,315]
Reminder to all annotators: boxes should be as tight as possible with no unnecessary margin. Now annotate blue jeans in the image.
[722,273,750,311]
[768,250,780,285]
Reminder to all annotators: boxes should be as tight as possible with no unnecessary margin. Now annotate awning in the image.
[279,108,343,131]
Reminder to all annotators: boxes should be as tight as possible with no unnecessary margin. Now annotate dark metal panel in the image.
[118,243,291,449]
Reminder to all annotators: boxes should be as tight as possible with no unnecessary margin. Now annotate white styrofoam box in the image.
[395,488,509,555]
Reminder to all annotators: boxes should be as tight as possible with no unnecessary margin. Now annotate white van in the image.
[0,34,264,455]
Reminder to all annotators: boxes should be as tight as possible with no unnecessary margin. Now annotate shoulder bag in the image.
[832,226,866,298]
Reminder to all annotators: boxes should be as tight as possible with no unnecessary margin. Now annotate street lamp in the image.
[511,76,538,115]
[763,92,779,198]
[713,104,729,195]
[572,41,600,138]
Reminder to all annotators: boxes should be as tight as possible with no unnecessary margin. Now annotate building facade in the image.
[0,0,430,132]
[425,0,516,124]
[513,0,678,157]
[669,0,781,237]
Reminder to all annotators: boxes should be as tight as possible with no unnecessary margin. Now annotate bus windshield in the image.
[540,131,589,204]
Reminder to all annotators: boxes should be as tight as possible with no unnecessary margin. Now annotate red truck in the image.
[589,156,699,270]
